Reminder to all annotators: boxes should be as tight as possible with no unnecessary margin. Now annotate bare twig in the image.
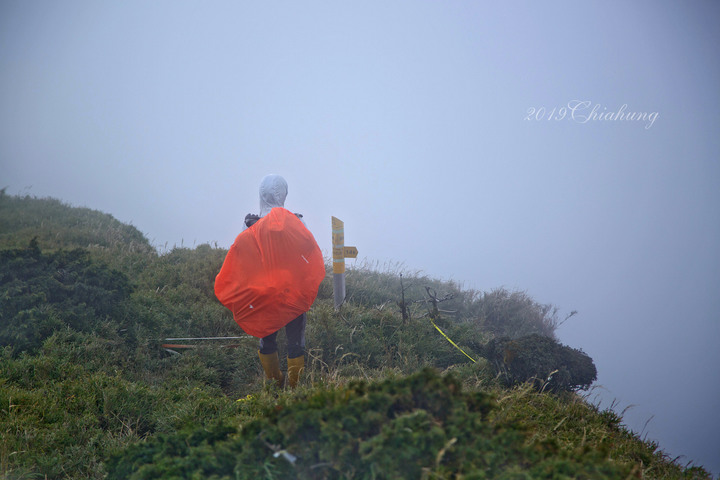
[557,310,578,328]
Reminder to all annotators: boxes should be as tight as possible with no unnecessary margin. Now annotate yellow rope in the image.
[430,319,477,363]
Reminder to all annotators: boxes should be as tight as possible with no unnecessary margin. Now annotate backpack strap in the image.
[245,212,303,228]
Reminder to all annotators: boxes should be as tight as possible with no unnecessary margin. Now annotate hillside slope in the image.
[0,194,712,479]
[0,190,153,254]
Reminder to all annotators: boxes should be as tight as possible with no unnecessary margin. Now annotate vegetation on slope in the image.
[0,190,152,256]
[106,368,629,479]
[0,193,712,479]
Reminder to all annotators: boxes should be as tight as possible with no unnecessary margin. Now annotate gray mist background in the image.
[1,1,718,475]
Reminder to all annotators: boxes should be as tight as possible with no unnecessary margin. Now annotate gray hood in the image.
[258,174,288,217]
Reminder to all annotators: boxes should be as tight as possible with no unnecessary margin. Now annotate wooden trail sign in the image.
[332,216,358,309]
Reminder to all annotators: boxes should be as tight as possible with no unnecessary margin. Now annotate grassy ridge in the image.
[0,193,712,479]
[0,191,152,254]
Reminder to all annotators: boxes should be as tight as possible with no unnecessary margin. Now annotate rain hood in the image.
[258,174,288,217]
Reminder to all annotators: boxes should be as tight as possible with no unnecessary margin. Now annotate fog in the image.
[1,1,718,474]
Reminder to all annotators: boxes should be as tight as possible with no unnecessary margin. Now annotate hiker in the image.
[243,174,311,388]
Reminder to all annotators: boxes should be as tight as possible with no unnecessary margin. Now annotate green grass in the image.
[0,193,713,479]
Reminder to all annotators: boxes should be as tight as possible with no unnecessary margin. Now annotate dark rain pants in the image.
[258,313,306,359]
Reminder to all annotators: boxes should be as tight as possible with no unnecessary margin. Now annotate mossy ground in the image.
[0,193,713,479]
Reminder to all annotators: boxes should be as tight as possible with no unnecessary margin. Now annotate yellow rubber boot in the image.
[287,355,305,389]
[258,351,284,387]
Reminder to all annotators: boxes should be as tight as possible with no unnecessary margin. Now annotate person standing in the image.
[242,174,310,388]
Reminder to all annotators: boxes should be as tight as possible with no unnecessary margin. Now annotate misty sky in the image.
[1,1,719,474]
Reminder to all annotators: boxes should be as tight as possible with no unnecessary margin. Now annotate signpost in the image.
[332,216,358,309]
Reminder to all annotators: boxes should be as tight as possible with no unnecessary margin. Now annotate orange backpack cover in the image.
[214,208,325,338]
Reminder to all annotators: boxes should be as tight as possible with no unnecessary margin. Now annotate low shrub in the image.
[0,241,134,354]
[476,288,559,339]
[106,368,630,479]
[482,334,598,392]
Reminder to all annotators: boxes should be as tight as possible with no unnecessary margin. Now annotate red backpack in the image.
[215,208,325,337]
